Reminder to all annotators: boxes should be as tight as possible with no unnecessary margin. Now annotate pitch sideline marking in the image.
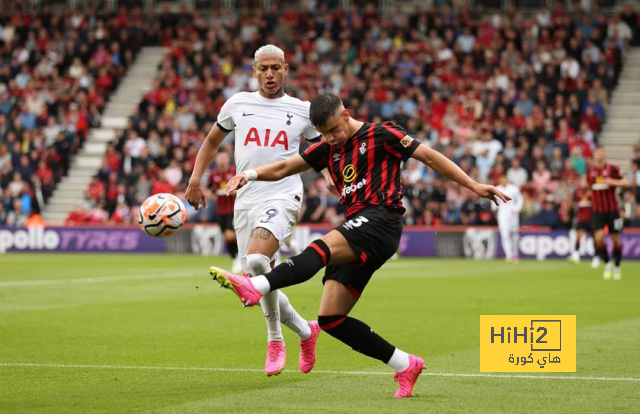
[0,272,205,287]
[0,363,638,382]
[0,262,522,288]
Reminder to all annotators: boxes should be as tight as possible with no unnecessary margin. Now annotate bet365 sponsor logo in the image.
[480,315,576,372]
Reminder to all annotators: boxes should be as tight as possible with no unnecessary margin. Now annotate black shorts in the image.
[217,213,234,232]
[322,206,403,299]
[574,220,592,232]
[591,212,623,234]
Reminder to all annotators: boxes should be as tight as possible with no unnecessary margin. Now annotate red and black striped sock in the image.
[613,245,622,267]
[596,245,609,264]
[318,315,396,364]
[265,240,331,290]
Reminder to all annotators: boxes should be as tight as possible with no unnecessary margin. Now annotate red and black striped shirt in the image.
[587,163,620,214]
[574,187,592,222]
[210,166,236,215]
[301,122,420,218]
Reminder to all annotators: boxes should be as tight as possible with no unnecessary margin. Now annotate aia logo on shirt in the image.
[244,127,288,150]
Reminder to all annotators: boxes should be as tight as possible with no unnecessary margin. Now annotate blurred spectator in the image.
[300,183,326,223]
[532,161,551,193]
[0,202,6,225]
[629,160,640,203]
[524,197,561,228]
[151,172,174,195]
[87,202,109,224]
[569,147,588,175]
[65,204,87,225]
[631,205,640,227]
[6,199,28,227]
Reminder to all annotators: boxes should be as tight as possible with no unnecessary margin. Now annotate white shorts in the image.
[234,197,300,270]
[498,217,520,234]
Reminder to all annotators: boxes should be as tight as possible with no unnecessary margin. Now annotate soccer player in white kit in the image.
[185,45,331,376]
[492,174,524,262]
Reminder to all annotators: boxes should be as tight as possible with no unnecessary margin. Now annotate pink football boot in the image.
[265,341,287,376]
[393,355,425,398]
[210,266,262,307]
[299,321,321,373]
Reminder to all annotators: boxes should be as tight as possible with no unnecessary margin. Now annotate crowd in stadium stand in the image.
[2,3,640,229]
[0,2,148,226]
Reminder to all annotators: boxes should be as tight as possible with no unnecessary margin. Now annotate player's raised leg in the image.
[214,230,356,302]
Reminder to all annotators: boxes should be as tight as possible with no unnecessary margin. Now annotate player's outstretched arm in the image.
[226,155,312,195]
[411,143,511,205]
[604,176,629,188]
[185,123,229,210]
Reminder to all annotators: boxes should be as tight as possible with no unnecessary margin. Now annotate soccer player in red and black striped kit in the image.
[568,175,594,265]
[587,147,628,280]
[209,151,241,273]
[209,93,510,398]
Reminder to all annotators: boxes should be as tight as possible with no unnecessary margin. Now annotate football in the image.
[138,193,187,238]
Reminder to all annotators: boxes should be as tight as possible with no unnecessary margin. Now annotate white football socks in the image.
[278,291,311,340]
[252,277,310,340]
[246,256,281,342]
[387,348,410,372]
[251,275,271,295]
[260,291,283,342]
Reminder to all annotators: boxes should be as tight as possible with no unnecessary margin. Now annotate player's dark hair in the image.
[310,93,343,129]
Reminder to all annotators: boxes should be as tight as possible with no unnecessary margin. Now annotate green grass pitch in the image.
[1,254,639,413]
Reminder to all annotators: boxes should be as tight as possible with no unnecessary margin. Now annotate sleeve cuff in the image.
[216,123,232,133]
[402,141,420,161]
[300,152,324,173]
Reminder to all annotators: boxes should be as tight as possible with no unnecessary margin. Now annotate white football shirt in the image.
[216,91,321,209]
